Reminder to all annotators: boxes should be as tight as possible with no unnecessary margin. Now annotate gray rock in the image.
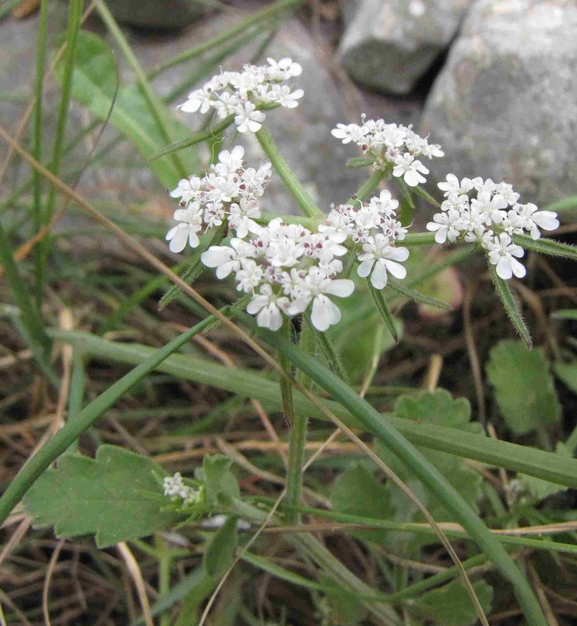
[104,0,208,29]
[420,0,577,208]
[338,0,472,94]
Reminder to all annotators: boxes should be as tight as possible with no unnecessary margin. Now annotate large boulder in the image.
[338,0,473,94]
[420,0,577,207]
[104,0,208,29]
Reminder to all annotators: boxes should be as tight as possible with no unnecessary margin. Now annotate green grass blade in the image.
[248,318,548,626]
[255,126,322,218]
[32,0,49,308]
[512,233,577,260]
[38,0,84,298]
[0,220,50,353]
[45,329,577,489]
[0,311,234,526]
[489,262,532,349]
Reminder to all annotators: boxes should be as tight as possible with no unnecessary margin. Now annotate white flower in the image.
[267,57,302,79]
[235,259,263,292]
[163,473,202,505]
[289,267,354,331]
[331,123,367,144]
[392,154,429,187]
[486,233,526,280]
[438,174,473,197]
[426,209,463,244]
[246,284,289,331]
[213,145,245,176]
[234,102,266,133]
[514,203,559,240]
[228,198,261,238]
[178,89,213,114]
[169,177,202,204]
[357,234,409,289]
[166,205,203,252]
[201,239,250,278]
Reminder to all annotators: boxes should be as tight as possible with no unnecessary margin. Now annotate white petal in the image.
[167,224,189,253]
[389,247,409,262]
[384,259,407,280]
[532,211,559,231]
[201,247,231,268]
[188,230,200,248]
[325,279,354,298]
[404,169,423,187]
[179,99,202,113]
[256,307,272,329]
[246,296,267,314]
[371,260,388,290]
[311,295,340,332]
[357,258,374,278]
[496,256,513,280]
[510,257,526,278]
[268,306,284,331]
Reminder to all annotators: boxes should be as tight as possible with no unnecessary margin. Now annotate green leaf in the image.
[203,516,238,578]
[489,264,532,349]
[512,234,577,261]
[367,280,400,342]
[331,463,396,544]
[59,31,197,188]
[554,358,577,394]
[487,340,561,435]
[23,445,180,547]
[346,156,376,169]
[410,579,493,626]
[198,454,240,507]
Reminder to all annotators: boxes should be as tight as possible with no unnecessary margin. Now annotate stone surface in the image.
[420,0,577,208]
[104,0,208,29]
[338,0,473,94]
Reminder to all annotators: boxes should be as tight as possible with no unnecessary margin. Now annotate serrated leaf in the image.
[203,516,238,578]
[331,463,396,544]
[345,156,375,169]
[23,446,180,547]
[487,340,561,435]
[197,454,240,507]
[512,234,577,261]
[489,264,532,349]
[59,31,197,188]
[518,442,570,501]
[410,579,493,626]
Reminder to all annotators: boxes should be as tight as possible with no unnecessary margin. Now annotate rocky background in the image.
[1,0,576,214]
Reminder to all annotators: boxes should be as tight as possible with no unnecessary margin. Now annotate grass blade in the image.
[489,262,532,349]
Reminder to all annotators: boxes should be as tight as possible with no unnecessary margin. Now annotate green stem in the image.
[413,185,441,208]
[255,126,322,218]
[0,311,232,526]
[38,0,83,300]
[346,168,387,205]
[306,312,349,383]
[33,0,49,309]
[281,321,304,525]
[249,319,548,626]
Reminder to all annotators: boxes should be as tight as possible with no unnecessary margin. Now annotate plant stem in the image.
[346,168,387,204]
[280,321,304,524]
[32,0,49,309]
[255,126,322,218]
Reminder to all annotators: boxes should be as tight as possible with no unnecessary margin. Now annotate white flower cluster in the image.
[200,190,411,332]
[201,217,354,332]
[163,472,203,506]
[322,190,410,290]
[427,174,560,280]
[166,146,271,253]
[331,116,444,187]
[178,58,303,133]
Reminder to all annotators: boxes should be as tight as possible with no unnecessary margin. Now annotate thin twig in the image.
[117,542,154,626]
[42,538,65,626]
